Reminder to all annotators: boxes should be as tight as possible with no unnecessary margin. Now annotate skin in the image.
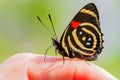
[0,53,117,80]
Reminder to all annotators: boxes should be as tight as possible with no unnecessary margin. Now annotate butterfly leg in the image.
[44,45,53,62]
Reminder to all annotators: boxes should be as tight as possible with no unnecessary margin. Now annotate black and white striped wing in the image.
[60,3,103,60]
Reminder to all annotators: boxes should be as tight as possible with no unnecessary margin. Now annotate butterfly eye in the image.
[79,31,83,35]
[86,42,91,46]
[86,37,93,47]
[88,37,92,41]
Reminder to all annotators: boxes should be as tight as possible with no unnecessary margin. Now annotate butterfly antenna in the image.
[48,14,58,40]
[37,16,55,38]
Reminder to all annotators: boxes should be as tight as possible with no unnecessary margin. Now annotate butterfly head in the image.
[52,38,67,56]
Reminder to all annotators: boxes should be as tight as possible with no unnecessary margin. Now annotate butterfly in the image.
[52,3,104,61]
[37,3,104,61]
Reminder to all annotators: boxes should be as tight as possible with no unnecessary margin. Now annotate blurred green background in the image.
[0,0,120,79]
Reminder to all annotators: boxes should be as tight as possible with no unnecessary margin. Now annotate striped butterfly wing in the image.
[60,3,103,60]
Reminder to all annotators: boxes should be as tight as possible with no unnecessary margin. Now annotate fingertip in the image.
[74,61,117,80]
[28,55,117,80]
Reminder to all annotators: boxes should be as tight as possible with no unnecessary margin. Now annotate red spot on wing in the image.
[71,21,81,29]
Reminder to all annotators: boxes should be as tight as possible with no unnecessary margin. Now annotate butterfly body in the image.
[52,3,104,61]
